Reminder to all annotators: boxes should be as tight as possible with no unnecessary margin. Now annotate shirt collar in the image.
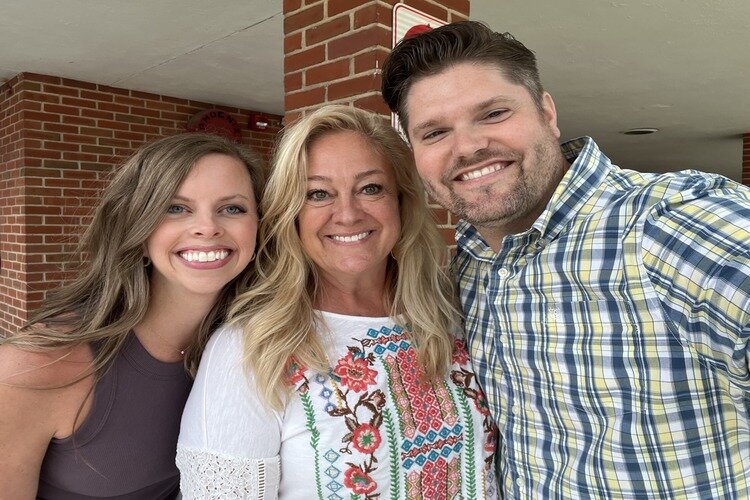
[456,136,612,256]
[532,136,612,242]
[455,219,493,260]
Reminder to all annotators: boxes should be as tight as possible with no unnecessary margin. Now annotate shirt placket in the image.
[489,233,538,499]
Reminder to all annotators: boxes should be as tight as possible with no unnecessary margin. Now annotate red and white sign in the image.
[390,4,447,134]
[392,4,446,47]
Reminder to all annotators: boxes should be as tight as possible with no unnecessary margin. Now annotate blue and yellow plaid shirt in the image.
[454,137,750,498]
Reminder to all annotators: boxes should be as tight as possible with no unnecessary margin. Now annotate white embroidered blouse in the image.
[177,312,497,499]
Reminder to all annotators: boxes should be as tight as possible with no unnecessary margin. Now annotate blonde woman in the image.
[177,106,497,499]
[0,133,264,499]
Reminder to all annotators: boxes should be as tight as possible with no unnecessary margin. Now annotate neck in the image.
[315,274,388,317]
[135,286,218,362]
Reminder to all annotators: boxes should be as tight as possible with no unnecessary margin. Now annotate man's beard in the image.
[424,139,561,230]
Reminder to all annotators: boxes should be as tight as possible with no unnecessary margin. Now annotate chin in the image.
[184,281,231,298]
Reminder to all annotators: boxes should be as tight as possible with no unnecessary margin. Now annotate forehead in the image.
[407,61,519,104]
[404,62,527,131]
[182,153,252,189]
[307,130,392,179]
[190,152,245,173]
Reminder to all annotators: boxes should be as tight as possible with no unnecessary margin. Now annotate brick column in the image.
[283,0,469,123]
[743,133,749,187]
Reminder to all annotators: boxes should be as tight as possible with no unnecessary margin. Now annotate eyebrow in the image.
[307,169,385,182]
[410,96,515,136]
[171,194,252,202]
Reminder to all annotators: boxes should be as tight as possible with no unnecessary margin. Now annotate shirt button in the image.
[512,404,520,415]
[498,268,509,278]
[516,477,524,487]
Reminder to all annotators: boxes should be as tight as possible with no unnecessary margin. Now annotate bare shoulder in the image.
[0,342,96,496]
[0,341,94,388]
[0,342,95,437]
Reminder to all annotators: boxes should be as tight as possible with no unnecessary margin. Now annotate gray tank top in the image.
[37,332,193,499]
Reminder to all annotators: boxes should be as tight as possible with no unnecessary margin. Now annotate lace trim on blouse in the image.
[176,446,280,499]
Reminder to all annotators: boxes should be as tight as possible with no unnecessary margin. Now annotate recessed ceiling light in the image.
[622,128,659,135]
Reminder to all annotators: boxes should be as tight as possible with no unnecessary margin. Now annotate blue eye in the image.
[306,190,330,202]
[167,205,185,214]
[223,205,247,215]
[361,184,383,195]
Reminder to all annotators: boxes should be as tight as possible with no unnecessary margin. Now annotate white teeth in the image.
[180,250,229,262]
[460,163,504,181]
[331,232,370,243]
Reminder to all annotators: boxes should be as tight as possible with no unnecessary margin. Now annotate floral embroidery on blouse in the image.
[449,339,498,464]
[286,323,496,499]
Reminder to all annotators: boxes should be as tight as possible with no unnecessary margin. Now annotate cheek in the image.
[212,215,257,253]
[296,208,320,248]
[297,207,310,235]
[414,153,443,183]
[143,224,172,258]
[381,199,402,235]
[244,227,259,255]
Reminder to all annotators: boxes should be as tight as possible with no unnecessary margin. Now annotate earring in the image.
[143,256,152,267]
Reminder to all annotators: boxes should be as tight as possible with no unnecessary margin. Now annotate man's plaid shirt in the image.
[454,137,750,498]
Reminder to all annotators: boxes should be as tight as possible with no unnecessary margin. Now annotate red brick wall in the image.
[743,133,749,187]
[0,72,282,336]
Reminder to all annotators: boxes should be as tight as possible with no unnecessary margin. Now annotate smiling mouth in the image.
[179,249,230,262]
[458,162,508,181]
[329,231,371,243]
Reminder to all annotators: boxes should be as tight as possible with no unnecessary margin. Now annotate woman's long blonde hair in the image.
[2,133,265,378]
[229,105,458,409]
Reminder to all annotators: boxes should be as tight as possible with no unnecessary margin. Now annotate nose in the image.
[191,212,224,237]
[452,125,490,160]
[331,194,364,225]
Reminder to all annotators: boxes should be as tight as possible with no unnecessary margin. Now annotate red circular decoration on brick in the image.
[186,109,242,142]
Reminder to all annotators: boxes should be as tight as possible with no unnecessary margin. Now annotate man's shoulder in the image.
[600,167,748,214]
[640,172,750,258]
[608,166,723,193]
[632,169,749,220]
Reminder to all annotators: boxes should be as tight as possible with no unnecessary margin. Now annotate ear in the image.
[541,92,561,140]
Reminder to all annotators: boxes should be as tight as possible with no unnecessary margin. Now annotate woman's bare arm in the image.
[0,344,94,499]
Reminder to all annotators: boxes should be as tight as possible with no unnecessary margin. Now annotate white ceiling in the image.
[2,0,748,181]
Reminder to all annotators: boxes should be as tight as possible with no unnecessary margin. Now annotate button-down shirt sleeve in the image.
[641,178,750,390]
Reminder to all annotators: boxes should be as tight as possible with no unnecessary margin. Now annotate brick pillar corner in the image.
[0,74,27,336]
